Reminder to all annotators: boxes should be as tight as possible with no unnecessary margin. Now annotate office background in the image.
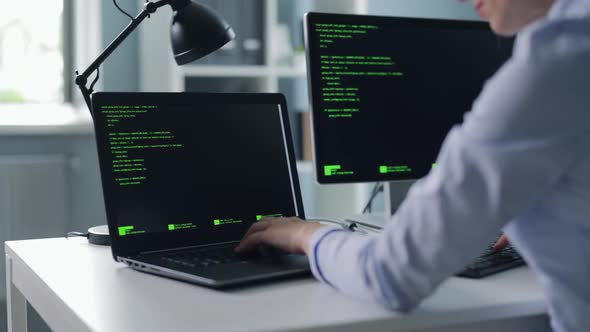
[0,1,478,331]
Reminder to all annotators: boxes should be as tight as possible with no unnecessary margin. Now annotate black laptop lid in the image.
[92,93,305,257]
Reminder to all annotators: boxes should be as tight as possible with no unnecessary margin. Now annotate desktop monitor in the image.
[304,13,514,184]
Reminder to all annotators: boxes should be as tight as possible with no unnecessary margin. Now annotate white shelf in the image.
[140,0,366,93]
[0,104,94,135]
[181,65,269,78]
[180,65,307,79]
[273,66,307,78]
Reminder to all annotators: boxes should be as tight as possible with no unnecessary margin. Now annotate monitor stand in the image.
[345,180,414,229]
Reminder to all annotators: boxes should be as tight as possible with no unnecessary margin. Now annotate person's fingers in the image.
[235,231,266,252]
[236,218,286,253]
[493,234,510,251]
[263,217,281,222]
[242,219,272,239]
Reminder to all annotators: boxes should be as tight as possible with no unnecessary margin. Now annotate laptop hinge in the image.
[138,240,241,255]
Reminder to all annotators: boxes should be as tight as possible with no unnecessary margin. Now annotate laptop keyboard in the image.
[159,246,246,269]
[151,237,524,278]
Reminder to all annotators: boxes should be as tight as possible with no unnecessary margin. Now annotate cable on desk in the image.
[67,227,111,246]
[362,182,384,214]
[308,217,348,228]
[344,219,383,231]
[309,217,356,230]
[308,217,371,234]
[66,231,89,239]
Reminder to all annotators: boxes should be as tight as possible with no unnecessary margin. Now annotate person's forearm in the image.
[307,227,423,310]
[305,55,583,310]
[307,128,577,309]
[300,222,329,256]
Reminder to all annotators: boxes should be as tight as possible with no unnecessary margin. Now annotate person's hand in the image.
[235,217,327,255]
[493,234,510,251]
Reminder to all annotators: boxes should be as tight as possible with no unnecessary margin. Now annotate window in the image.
[0,0,68,103]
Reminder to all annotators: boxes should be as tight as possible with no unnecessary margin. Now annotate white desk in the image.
[5,238,551,332]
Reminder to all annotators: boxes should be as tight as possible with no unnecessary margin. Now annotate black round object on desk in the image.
[88,225,111,246]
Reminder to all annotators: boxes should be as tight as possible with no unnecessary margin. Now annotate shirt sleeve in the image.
[306,55,588,311]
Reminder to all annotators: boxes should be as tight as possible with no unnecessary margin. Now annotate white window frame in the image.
[73,0,103,106]
[0,0,101,130]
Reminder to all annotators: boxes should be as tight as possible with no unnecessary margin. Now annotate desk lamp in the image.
[73,0,235,245]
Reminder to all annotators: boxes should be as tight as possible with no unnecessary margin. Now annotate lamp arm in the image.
[75,0,173,115]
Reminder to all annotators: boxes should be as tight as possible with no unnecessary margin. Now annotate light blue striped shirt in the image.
[307,1,590,331]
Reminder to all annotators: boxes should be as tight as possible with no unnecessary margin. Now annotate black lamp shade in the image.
[171,1,236,65]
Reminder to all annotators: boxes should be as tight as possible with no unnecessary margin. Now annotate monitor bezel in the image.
[304,12,497,185]
[91,92,305,258]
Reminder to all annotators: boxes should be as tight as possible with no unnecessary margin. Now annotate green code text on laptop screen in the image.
[93,94,301,246]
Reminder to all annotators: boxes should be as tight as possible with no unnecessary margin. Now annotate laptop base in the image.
[119,253,311,289]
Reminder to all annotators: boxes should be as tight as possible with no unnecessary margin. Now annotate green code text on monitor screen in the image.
[305,13,513,183]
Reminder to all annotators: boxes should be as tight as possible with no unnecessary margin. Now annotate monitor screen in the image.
[92,93,304,255]
[304,13,514,184]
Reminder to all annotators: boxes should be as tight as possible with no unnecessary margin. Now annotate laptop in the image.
[92,92,310,288]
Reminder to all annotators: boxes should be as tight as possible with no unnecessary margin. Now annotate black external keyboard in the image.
[457,246,525,278]
[346,220,526,279]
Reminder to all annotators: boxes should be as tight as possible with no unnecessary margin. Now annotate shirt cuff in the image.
[307,226,350,288]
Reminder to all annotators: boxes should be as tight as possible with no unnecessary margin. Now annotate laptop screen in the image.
[92,93,304,256]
